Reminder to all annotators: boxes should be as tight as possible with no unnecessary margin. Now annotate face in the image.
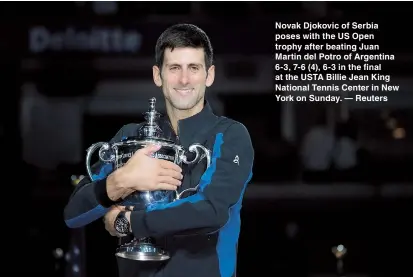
[153,47,215,111]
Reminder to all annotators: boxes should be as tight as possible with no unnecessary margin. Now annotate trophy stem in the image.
[140,97,162,138]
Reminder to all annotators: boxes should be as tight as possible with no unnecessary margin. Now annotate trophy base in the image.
[115,239,170,261]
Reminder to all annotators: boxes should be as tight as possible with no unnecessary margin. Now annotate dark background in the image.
[2,1,412,277]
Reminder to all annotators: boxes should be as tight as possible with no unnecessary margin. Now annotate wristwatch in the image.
[114,211,131,235]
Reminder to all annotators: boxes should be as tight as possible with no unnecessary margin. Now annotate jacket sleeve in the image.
[64,126,127,228]
[129,122,254,238]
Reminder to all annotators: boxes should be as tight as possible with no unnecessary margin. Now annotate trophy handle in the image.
[86,142,114,180]
[181,143,211,168]
[175,144,211,200]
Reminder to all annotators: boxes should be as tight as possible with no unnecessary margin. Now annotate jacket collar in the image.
[160,100,217,148]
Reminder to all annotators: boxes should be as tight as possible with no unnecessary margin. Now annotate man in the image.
[64,23,254,277]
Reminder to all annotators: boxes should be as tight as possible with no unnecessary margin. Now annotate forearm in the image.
[64,171,124,228]
[64,179,109,228]
[128,198,227,238]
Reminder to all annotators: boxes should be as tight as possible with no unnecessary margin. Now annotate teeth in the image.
[176,89,191,93]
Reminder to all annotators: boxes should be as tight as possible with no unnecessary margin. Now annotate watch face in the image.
[115,216,130,234]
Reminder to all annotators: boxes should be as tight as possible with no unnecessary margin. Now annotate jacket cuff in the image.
[130,210,150,238]
[93,178,119,208]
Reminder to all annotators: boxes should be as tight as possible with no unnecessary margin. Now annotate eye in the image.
[170,66,179,71]
[190,66,199,72]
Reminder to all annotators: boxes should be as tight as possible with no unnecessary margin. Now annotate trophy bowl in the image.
[85,98,211,261]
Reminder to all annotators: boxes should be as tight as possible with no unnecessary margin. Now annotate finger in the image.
[157,183,180,191]
[125,206,134,211]
[159,160,182,172]
[139,144,161,156]
[158,176,181,187]
[160,168,183,180]
[115,205,127,211]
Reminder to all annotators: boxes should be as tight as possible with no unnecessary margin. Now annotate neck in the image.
[166,100,204,134]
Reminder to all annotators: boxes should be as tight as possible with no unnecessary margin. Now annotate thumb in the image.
[140,144,161,156]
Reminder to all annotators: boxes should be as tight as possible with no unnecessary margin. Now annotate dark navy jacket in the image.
[64,101,254,277]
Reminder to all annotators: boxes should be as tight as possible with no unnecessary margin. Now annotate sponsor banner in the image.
[22,21,273,57]
[28,26,143,54]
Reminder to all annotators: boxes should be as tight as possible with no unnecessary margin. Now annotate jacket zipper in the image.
[176,121,180,142]
[170,120,184,196]
[168,120,180,142]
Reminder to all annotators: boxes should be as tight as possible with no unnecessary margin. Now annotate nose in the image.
[178,70,190,86]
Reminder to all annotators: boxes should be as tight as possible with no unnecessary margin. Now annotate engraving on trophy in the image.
[117,152,133,160]
[152,152,175,161]
[85,97,212,262]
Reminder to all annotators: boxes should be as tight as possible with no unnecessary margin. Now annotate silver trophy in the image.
[85,97,211,261]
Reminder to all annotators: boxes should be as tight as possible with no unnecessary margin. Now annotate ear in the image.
[153,65,162,87]
[205,65,215,87]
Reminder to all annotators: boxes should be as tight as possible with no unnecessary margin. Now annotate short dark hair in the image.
[155,23,214,70]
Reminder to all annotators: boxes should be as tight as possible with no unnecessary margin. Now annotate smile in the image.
[174,89,193,95]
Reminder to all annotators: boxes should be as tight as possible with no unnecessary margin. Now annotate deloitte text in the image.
[29,26,142,53]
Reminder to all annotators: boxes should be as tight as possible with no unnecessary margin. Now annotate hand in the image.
[103,205,125,237]
[106,144,183,200]
[121,144,183,191]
